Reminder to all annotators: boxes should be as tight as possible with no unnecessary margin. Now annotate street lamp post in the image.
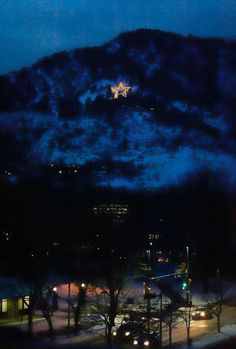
[143,282,156,335]
[159,292,163,347]
[68,282,71,330]
[147,295,151,334]
[137,245,193,349]
[185,245,192,346]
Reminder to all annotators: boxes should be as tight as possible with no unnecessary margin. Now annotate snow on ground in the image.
[179,324,236,348]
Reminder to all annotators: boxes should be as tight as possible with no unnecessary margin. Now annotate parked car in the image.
[133,333,160,348]
[192,307,213,320]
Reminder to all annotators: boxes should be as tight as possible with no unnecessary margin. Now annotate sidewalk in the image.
[179,324,236,348]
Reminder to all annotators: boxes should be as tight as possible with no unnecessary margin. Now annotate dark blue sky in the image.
[1,0,236,75]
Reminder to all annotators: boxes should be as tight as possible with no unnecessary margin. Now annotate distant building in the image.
[0,277,29,321]
[0,295,29,320]
[148,233,160,241]
[93,203,129,224]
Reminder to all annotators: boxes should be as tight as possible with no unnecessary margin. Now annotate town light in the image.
[125,331,130,336]
[53,287,57,292]
[133,339,138,345]
[144,340,150,346]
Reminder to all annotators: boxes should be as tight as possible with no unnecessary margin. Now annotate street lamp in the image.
[185,245,192,346]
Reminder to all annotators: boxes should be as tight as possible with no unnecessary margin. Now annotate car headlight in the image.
[125,331,130,336]
[144,340,150,346]
[200,311,206,317]
[112,331,117,336]
[133,339,138,345]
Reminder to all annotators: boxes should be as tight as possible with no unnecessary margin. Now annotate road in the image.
[162,304,236,346]
[1,304,236,348]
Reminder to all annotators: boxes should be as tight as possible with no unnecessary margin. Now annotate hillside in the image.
[0,29,236,190]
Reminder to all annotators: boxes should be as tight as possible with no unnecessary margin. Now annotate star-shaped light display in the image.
[111,82,131,99]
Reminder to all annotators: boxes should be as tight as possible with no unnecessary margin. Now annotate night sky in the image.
[1,0,236,75]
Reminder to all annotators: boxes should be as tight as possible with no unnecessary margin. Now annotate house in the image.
[0,277,29,320]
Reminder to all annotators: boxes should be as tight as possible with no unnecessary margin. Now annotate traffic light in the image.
[180,262,187,275]
[182,280,188,291]
[143,282,157,299]
[182,278,191,291]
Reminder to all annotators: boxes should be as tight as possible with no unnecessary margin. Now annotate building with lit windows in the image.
[0,278,29,321]
[0,295,29,320]
[93,203,129,224]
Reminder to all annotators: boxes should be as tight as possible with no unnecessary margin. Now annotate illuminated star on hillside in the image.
[111,82,131,99]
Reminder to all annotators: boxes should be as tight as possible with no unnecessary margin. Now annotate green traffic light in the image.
[182,277,192,291]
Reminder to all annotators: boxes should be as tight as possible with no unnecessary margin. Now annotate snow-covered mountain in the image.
[0,29,236,190]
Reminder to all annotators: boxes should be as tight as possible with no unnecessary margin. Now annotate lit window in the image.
[1,299,7,313]
[18,296,29,310]
[23,296,29,309]
[18,298,23,310]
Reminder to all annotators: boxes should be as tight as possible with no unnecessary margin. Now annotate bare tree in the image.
[17,282,55,335]
[205,296,223,333]
[16,285,37,336]
[164,303,186,348]
[90,272,124,346]
[87,255,135,348]
[39,286,55,334]
[204,270,225,333]
[70,283,87,334]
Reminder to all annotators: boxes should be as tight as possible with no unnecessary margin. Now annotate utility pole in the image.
[138,246,193,348]
[186,246,189,270]
[186,245,192,346]
[68,282,71,330]
[186,297,191,346]
[143,282,156,335]
[168,306,172,348]
[159,292,163,348]
[147,296,151,334]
